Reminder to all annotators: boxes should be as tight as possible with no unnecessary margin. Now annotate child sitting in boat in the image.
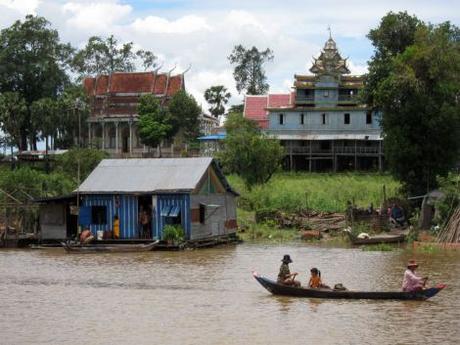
[308,268,330,289]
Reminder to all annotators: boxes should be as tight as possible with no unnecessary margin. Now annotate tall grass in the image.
[228,172,401,213]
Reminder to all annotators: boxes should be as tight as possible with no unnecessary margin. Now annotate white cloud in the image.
[0,0,40,15]
[131,14,211,34]
[62,1,132,33]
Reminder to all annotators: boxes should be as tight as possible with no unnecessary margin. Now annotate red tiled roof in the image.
[167,75,183,96]
[268,94,291,108]
[244,93,292,128]
[109,72,154,93]
[83,72,184,96]
[154,74,167,94]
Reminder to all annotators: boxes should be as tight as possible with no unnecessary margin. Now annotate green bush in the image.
[162,225,185,243]
[228,172,401,213]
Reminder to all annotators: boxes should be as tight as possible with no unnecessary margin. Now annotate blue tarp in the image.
[197,133,226,141]
[169,205,181,217]
[161,205,172,217]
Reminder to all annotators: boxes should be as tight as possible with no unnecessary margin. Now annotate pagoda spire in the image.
[309,34,350,77]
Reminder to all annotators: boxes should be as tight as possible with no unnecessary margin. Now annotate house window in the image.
[300,113,305,125]
[199,204,206,224]
[321,113,327,125]
[344,113,350,125]
[279,113,284,125]
[91,206,107,225]
[324,90,329,97]
[366,111,372,124]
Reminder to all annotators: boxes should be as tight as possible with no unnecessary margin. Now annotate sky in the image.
[0,0,459,110]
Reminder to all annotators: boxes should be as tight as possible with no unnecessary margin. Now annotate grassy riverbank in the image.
[228,172,401,213]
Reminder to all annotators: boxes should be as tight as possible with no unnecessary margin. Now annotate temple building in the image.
[244,36,383,171]
[83,71,218,157]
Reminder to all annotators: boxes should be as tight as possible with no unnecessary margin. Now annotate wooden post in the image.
[289,141,293,171]
[378,141,383,171]
[332,141,337,172]
[115,122,119,154]
[101,122,105,150]
[309,140,312,172]
[354,140,358,170]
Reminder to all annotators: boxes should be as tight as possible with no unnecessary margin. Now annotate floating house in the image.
[76,157,238,241]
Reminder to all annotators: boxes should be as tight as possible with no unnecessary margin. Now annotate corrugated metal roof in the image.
[78,158,214,194]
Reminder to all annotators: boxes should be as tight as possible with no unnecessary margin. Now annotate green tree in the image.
[372,21,460,196]
[204,85,231,118]
[168,90,201,142]
[55,148,109,183]
[73,35,158,77]
[218,113,284,188]
[0,15,73,150]
[137,94,172,156]
[30,98,58,153]
[363,11,422,106]
[228,45,274,95]
[0,92,27,149]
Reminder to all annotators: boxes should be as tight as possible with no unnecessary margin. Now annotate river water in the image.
[1,243,459,345]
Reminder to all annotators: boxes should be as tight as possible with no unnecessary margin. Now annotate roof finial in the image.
[327,25,332,39]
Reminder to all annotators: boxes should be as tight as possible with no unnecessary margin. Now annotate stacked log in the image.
[437,207,460,243]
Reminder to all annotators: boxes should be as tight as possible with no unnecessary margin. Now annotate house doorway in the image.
[138,195,153,239]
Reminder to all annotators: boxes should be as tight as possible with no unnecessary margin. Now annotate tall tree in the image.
[168,90,202,142]
[363,11,422,106]
[0,92,27,149]
[73,35,158,77]
[218,113,284,188]
[369,19,460,196]
[204,85,231,118]
[0,15,73,150]
[137,94,172,156]
[30,98,59,153]
[228,45,274,95]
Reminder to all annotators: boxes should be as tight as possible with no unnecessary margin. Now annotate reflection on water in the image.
[1,244,459,345]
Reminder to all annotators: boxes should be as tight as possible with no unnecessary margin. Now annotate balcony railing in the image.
[338,95,359,103]
[290,146,380,154]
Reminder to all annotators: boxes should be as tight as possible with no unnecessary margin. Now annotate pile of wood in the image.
[255,209,346,233]
[437,207,460,243]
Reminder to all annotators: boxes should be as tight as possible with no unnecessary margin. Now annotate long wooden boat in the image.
[61,240,159,253]
[349,233,406,245]
[253,272,445,300]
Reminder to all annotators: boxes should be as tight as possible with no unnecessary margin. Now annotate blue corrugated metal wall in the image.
[119,195,138,239]
[82,194,138,239]
[156,194,191,240]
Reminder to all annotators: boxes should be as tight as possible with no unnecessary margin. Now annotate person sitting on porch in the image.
[402,260,428,292]
[80,228,94,244]
[390,203,406,227]
[277,255,301,287]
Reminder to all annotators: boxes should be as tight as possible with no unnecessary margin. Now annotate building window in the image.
[321,113,327,125]
[366,111,372,124]
[300,113,305,125]
[324,90,329,97]
[91,206,107,225]
[279,113,284,125]
[344,113,350,125]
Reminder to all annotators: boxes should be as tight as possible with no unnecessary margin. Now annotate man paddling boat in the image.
[402,260,428,292]
[277,255,301,287]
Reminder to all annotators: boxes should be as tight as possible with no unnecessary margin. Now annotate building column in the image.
[101,121,105,150]
[115,122,119,154]
[129,122,133,154]
[88,122,92,148]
